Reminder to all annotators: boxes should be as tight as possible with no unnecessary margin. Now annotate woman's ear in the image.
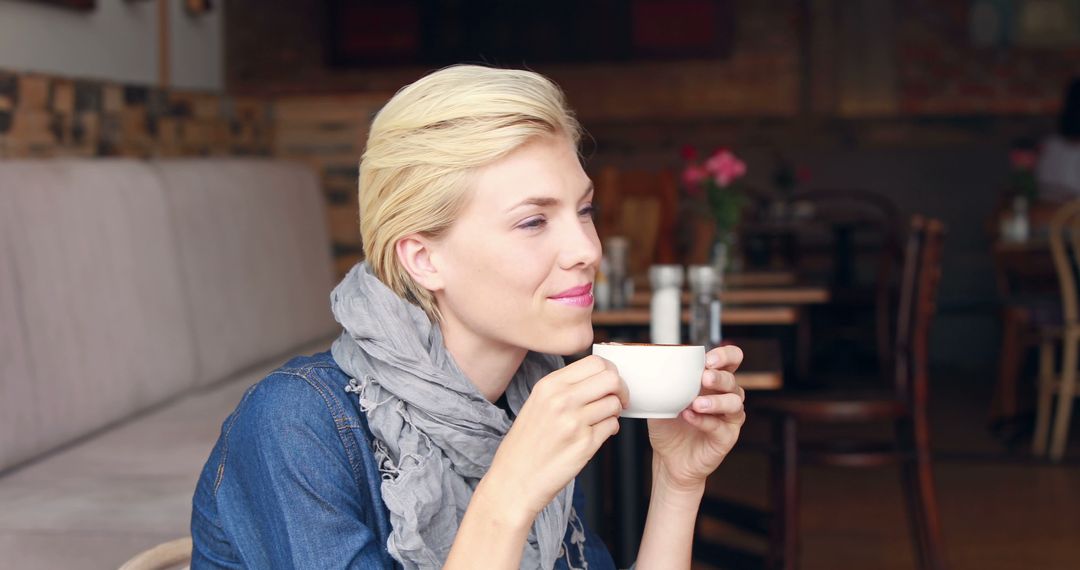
[396,234,445,293]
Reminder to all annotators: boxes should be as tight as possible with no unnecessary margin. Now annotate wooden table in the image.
[595,282,827,372]
[725,270,797,287]
[627,285,829,308]
[994,237,1049,253]
[592,306,800,327]
[632,270,797,290]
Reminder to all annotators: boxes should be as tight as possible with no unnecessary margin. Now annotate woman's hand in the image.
[646,345,746,492]
[480,355,629,526]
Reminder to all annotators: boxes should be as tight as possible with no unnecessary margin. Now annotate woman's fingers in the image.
[582,394,626,425]
[571,369,630,408]
[679,408,727,432]
[705,345,744,373]
[690,393,745,416]
[702,369,746,400]
[682,404,746,431]
[561,355,616,384]
[589,415,621,448]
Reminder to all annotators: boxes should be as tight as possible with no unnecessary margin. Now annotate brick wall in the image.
[272,94,391,278]
[227,0,801,121]
[0,69,272,159]
[897,0,1080,115]
[0,67,377,280]
[228,0,1079,120]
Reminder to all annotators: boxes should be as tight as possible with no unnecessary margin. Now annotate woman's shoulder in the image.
[223,350,368,452]
[206,349,383,497]
[193,350,398,569]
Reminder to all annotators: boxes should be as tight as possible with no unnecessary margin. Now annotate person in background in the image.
[190,65,747,569]
[1037,77,1080,201]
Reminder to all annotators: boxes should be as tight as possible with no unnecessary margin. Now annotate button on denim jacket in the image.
[191,350,616,569]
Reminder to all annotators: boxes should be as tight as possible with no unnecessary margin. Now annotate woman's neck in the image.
[439,317,527,402]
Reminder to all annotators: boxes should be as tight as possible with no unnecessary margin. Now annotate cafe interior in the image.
[2,1,1080,569]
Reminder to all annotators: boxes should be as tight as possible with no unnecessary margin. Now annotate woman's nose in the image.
[559,217,602,270]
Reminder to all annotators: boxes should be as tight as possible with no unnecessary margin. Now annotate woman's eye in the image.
[579,204,595,219]
[518,216,547,230]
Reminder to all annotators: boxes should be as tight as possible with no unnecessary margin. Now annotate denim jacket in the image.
[191,350,616,569]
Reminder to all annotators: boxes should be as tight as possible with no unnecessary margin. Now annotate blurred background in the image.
[2,1,1080,569]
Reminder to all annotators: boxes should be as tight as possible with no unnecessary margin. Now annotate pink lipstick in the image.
[549,283,594,307]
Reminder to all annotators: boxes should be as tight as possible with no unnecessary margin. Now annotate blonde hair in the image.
[359,65,582,322]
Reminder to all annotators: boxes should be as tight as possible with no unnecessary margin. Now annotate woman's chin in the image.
[547,325,594,356]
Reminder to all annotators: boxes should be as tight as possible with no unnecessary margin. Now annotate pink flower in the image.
[705,150,747,187]
[1010,149,1038,171]
[683,165,708,194]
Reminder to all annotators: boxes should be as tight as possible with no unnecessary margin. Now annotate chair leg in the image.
[991,308,1025,423]
[911,445,948,570]
[897,413,949,570]
[1049,332,1079,461]
[768,415,799,570]
[897,416,948,570]
[796,308,811,382]
[897,418,927,569]
[1033,341,1056,456]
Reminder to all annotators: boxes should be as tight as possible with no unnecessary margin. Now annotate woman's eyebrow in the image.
[506,182,594,213]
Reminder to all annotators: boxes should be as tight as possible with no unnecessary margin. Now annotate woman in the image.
[1037,77,1080,200]
[191,65,746,569]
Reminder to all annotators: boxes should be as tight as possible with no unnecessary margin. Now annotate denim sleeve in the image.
[571,479,617,569]
[204,371,394,569]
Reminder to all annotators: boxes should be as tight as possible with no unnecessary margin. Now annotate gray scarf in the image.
[330,263,574,569]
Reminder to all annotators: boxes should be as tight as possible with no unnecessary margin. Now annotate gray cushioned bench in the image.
[0,159,340,568]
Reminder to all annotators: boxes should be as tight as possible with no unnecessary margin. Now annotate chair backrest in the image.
[894,216,946,407]
[595,165,678,278]
[794,188,903,372]
[1048,199,1080,325]
[792,188,902,286]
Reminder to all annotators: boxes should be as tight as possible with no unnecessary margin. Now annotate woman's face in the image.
[430,135,601,356]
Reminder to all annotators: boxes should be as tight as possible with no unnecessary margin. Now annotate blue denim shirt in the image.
[191,350,616,569]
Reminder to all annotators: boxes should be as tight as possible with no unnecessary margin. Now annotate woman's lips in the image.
[549,283,594,307]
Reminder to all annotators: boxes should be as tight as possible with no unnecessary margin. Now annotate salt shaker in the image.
[649,264,684,345]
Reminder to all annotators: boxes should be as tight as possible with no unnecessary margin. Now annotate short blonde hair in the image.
[359,65,582,322]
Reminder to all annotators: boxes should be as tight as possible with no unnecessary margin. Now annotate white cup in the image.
[591,343,705,419]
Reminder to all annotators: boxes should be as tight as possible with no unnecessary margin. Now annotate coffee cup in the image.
[591,342,705,418]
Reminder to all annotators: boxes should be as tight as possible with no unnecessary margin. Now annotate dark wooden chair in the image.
[790,189,903,378]
[595,165,679,280]
[749,216,948,570]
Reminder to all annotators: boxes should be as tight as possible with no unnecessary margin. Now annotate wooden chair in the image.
[1033,198,1080,461]
[118,537,192,570]
[750,216,948,570]
[789,189,903,377]
[988,199,1060,432]
[595,165,679,280]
